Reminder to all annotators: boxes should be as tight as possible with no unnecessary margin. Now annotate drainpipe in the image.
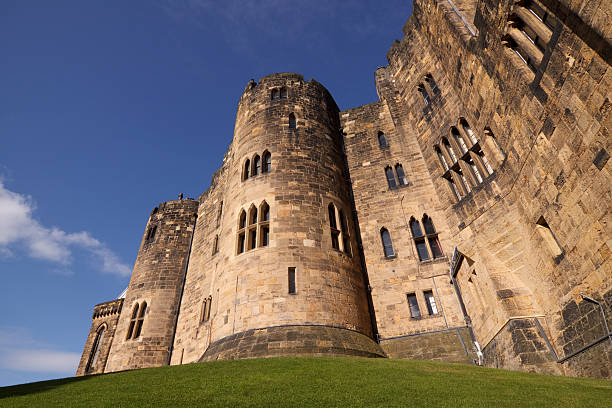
[448,247,480,364]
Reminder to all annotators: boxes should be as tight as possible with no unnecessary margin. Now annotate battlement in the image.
[92,299,123,319]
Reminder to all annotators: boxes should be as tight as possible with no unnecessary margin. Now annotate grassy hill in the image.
[1,357,610,407]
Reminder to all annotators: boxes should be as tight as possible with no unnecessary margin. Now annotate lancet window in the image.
[237,201,271,254]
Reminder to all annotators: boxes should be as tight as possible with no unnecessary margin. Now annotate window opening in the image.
[385,166,397,189]
[436,146,449,171]
[442,138,457,162]
[262,151,272,173]
[536,216,563,257]
[86,325,106,373]
[417,84,431,105]
[289,113,296,129]
[424,290,439,315]
[271,89,280,100]
[126,304,139,340]
[329,203,340,250]
[395,164,408,186]
[133,302,146,339]
[378,131,388,148]
[451,127,468,154]
[216,201,223,227]
[280,87,288,99]
[212,235,219,254]
[288,267,296,294]
[243,159,251,180]
[407,293,421,318]
[253,155,261,176]
[380,228,395,258]
[423,215,444,259]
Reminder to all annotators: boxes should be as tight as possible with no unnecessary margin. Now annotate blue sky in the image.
[0,0,413,386]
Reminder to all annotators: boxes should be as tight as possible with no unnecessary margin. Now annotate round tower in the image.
[105,198,199,372]
[188,73,382,360]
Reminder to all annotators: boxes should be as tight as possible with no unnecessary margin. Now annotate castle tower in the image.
[103,199,199,372]
[171,73,383,363]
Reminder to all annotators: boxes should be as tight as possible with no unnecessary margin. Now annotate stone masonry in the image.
[78,0,611,379]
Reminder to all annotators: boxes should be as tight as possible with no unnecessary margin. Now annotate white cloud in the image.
[0,349,80,374]
[0,327,80,375]
[0,181,131,276]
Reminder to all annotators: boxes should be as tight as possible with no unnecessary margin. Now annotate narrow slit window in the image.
[212,235,219,254]
[424,290,439,315]
[407,293,421,318]
[289,113,296,129]
[216,201,223,227]
[288,267,296,294]
[381,228,395,258]
[329,203,340,250]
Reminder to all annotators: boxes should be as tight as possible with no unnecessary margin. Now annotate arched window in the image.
[202,295,212,322]
[85,324,106,373]
[262,151,272,173]
[248,206,258,250]
[425,74,440,95]
[465,155,484,184]
[460,119,478,145]
[443,173,462,201]
[422,215,443,259]
[395,164,408,186]
[259,201,270,247]
[249,206,258,225]
[417,84,430,105]
[280,87,288,99]
[328,203,340,250]
[260,202,270,222]
[378,131,388,148]
[289,113,296,129]
[134,302,146,339]
[271,89,280,100]
[451,127,468,154]
[243,159,251,180]
[339,209,351,255]
[237,202,271,253]
[237,210,246,254]
[442,138,457,162]
[380,228,395,258]
[253,155,261,176]
[435,146,449,171]
[385,166,397,189]
[126,304,139,340]
[239,210,247,229]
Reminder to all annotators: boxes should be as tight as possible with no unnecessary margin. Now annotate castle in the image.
[77,0,611,379]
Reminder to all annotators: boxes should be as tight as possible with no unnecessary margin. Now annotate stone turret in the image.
[103,199,199,372]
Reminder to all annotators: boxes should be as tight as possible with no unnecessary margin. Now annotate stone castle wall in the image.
[78,0,611,379]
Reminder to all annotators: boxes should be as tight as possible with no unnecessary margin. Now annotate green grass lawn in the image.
[0,357,610,407]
